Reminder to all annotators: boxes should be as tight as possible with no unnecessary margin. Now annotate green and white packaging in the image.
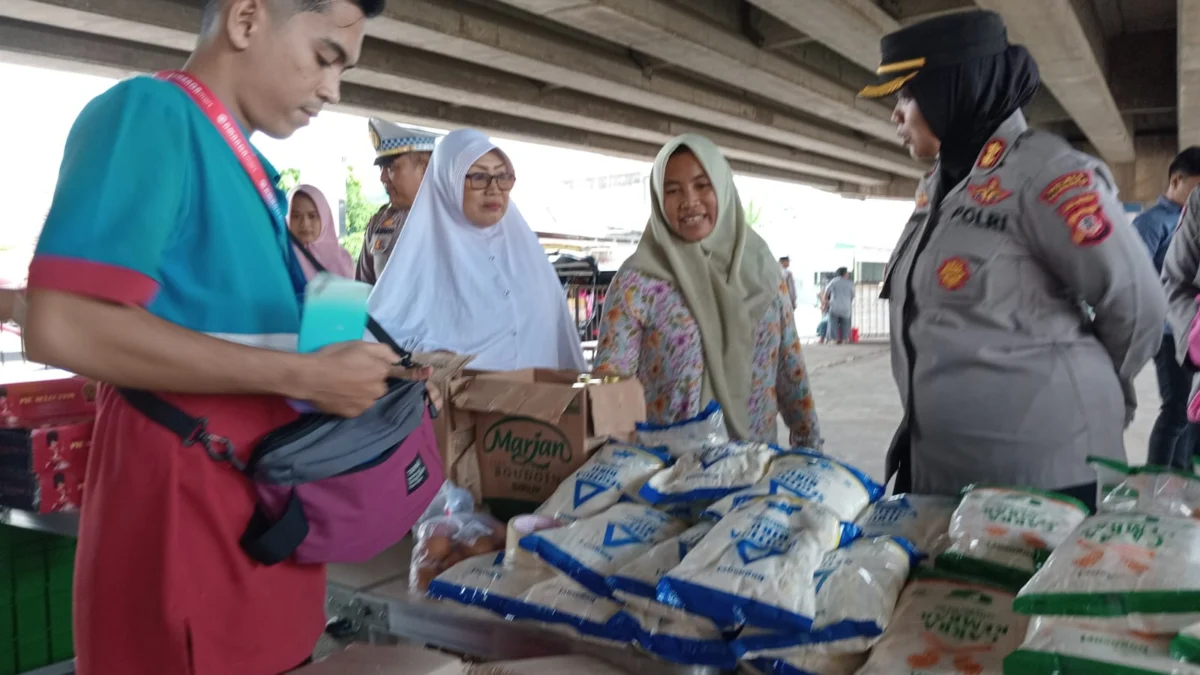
[1175,623,1200,663]
[936,486,1088,588]
[1014,513,1200,633]
[1090,457,1200,520]
[1005,617,1200,674]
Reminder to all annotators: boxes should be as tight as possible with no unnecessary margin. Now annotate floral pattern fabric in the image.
[593,268,821,448]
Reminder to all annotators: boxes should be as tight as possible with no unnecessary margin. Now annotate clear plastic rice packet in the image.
[1005,617,1200,675]
[636,401,729,457]
[936,486,1088,587]
[1014,512,1200,634]
[1090,456,1200,519]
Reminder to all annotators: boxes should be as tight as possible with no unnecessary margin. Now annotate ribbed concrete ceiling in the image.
[0,0,1187,201]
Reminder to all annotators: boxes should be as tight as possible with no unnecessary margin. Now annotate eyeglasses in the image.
[466,172,516,191]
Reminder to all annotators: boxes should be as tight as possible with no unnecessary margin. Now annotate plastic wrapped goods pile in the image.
[422,404,959,671]
[1001,461,1200,675]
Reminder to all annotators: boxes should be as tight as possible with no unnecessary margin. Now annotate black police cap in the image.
[859,10,1010,99]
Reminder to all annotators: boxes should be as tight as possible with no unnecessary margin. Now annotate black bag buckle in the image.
[184,418,245,472]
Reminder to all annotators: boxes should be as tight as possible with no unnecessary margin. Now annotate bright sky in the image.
[0,60,915,297]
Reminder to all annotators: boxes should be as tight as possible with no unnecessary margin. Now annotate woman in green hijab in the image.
[594,134,821,447]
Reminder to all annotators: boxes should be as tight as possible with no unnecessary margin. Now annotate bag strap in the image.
[288,232,416,368]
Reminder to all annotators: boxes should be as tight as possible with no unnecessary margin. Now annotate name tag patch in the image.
[950,205,1008,232]
[406,456,429,494]
[1039,171,1092,204]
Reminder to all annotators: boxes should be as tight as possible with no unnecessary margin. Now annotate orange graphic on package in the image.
[937,257,971,291]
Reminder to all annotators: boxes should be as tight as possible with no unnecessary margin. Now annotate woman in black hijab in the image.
[861,10,1165,509]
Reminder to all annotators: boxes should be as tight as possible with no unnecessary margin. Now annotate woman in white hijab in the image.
[594,134,821,447]
[368,129,586,372]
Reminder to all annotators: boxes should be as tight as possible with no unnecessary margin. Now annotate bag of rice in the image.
[519,502,687,596]
[856,572,1028,675]
[636,401,729,457]
[1175,623,1200,663]
[703,450,884,522]
[857,493,959,557]
[1090,457,1200,520]
[535,442,672,523]
[743,652,867,675]
[517,574,630,643]
[638,441,783,506]
[1014,513,1200,634]
[1004,617,1200,674]
[657,495,858,631]
[606,521,714,605]
[937,487,1088,587]
[426,551,553,617]
[614,602,734,668]
[733,536,920,658]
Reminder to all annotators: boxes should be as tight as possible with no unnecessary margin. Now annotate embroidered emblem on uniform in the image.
[1057,192,1112,246]
[383,218,394,227]
[967,177,1012,206]
[915,192,929,209]
[373,238,386,252]
[937,257,971,291]
[1039,171,1092,204]
[976,139,1006,169]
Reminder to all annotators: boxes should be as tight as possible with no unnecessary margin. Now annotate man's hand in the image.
[388,362,443,412]
[296,342,398,417]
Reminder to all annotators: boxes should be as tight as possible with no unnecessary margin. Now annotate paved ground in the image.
[797,342,1157,483]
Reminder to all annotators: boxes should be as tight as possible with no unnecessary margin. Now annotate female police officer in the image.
[861,10,1165,508]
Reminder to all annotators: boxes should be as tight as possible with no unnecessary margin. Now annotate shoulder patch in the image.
[1057,192,1112,246]
[967,177,1012,206]
[915,191,929,209]
[1039,170,1092,205]
[976,139,1006,169]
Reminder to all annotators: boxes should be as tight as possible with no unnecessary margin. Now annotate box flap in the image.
[294,644,467,674]
[466,656,632,675]
[454,378,581,425]
[586,380,647,439]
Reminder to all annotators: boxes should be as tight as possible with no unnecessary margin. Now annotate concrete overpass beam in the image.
[975,0,1135,163]
[742,0,899,72]
[1179,0,1200,149]
[0,18,898,193]
[488,0,898,141]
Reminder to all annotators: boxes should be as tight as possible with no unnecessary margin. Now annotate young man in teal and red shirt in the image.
[24,1,435,673]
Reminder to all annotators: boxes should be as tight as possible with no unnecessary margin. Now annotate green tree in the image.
[341,165,380,261]
[744,199,764,231]
[277,167,301,192]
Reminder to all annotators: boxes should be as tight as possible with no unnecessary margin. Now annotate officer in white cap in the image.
[358,118,439,284]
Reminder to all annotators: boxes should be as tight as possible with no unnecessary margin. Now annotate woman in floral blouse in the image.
[593,134,821,448]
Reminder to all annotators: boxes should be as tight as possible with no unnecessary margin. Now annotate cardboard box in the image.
[294,644,467,674]
[0,375,97,429]
[449,370,645,519]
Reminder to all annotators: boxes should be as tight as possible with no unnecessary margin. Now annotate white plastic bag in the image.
[425,551,552,617]
[638,441,782,506]
[733,536,920,658]
[1091,457,1200,520]
[704,450,884,522]
[857,493,959,557]
[615,603,732,668]
[605,521,714,606]
[518,574,629,643]
[635,401,729,457]
[1006,617,1200,674]
[535,441,671,523]
[856,573,1028,675]
[658,495,856,631]
[937,486,1088,587]
[518,502,687,596]
[1014,513,1200,633]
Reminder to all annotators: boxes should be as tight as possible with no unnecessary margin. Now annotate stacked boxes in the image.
[0,525,75,675]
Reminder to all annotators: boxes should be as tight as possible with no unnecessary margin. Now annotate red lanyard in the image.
[155,70,288,230]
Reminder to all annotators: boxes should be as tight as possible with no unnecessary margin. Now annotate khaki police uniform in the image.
[356,118,438,285]
[882,110,1165,494]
